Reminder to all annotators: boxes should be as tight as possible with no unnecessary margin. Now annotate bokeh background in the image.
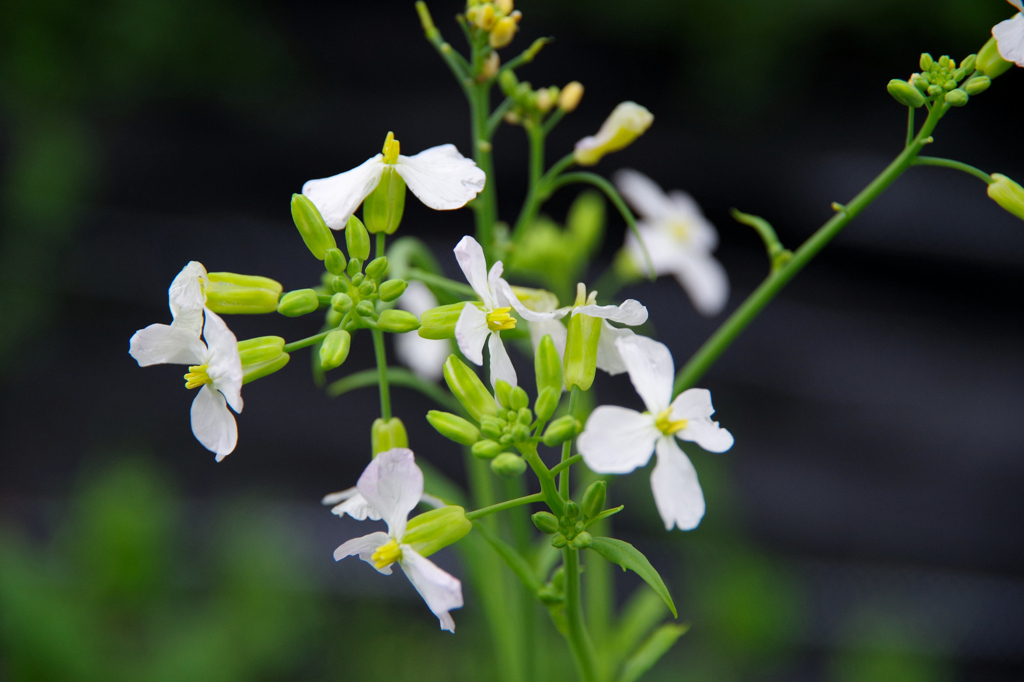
[1,0,1022,680]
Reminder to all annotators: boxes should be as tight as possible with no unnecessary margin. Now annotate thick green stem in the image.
[673,103,949,395]
[563,547,597,682]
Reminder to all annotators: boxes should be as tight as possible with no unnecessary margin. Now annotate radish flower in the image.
[994,1,1024,67]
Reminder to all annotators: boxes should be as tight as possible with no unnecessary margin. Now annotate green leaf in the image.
[588,537,677,618]
[610,587,670,668]
[472,522,543,594]
[616,624,689,682]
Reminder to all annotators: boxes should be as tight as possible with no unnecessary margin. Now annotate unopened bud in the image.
[532,512,559,534]
[489,15,518,49]
[371,417,408,455]
[331,292,353,313]
[325,248,348,276]
[963,76,991,96]
[347,257,363,277]
[558,81,584,112]
[960,54,977,72]
[496,0,513,14]
[403,506,472,557]
[443,355,499,422]
[919,52,934,71]
[319,329,351,371]
[535,87,555,113]
[550,533,568,549]
[491,452,527,478]
[570,531,592,549]
[355,299,376,317]
[977,37,1013,79]
[346,215,371,260]
[419,302,466,339]
[887,79,925,108]
[574,101,653,167]
[494,379,514,409]
[509,386,529,411]
[204,273,283,314]
[277,289,320,317]
[427,410,481,445]
[944,88,969,106]
[564,501,580,519]
[499,69,519,96]
[379,279,408,302]
[988,174,1024,221]
[534,334,563,396]
[365,257,389,280]
[291,193,337,259]
[581,480,607,519]
[471,439,504,459]
[542,415,580,447]
[534,387,559,422]
[377,309,420,333]
[480,51,500,81]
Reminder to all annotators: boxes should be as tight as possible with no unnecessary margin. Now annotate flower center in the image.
[655,408,688,436]
[382,131,401,165]
[184,365,212,390]
[371,538,402,570]
[486,307,516,332]
[667,219,691,242]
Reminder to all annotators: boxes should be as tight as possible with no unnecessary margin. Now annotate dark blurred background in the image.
[1,0,1022,680]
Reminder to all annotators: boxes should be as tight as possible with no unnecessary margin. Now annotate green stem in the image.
[408,268,478,298]
[517,442,564,515]
[549,454,583,478]
[282,331,331,354]
[913,155,993,184]
[563,547,597,682]
[673,102,949,395]
[487,96,516,138]
[906,106,915,148]
[509,121,547,243]
[499,37,550,73]
[470,80,498,261]
[466,492,545,520]
[730,209,791,272]
[560,386,582,498]
[415,1,471,94]
[371,329,391,420]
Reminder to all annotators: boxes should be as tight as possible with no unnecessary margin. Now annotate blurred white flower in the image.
[577,335,733,531]
[394,281,450,382]
[994,1,1024,67]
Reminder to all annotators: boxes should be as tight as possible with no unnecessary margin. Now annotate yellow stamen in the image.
[382,131,401,165]
[371,538,402,570]
[183,364,212,390]
[655,408,688,436]
[486,307,516,332]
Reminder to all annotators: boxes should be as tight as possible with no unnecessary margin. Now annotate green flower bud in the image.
[537,586,564,605]
[919,53,934,71]
[331,276,349,294]
[977,37,1013,79]
[534,387,559,422]
[570,531,592,549]
[479,415,505,439]
[964,76,991,96]
[403,506,472,557]
[532,511,559,534]
[426,410,481,445]
[960,54,977,72]
[366,257,389,280]
[988,174,1024,221]
[516,407,532,425]
[356,300,376,317]
[510,424,530,443]
[347,257,363,277]
[319,329,351,371]
[364,167,407,235]
[358,281,375,297]
[443,355,499,422]
[346,215,371,261]
[352,272,365,286]
[379,279,408,302]
[927,84,943,97]
[203,273,283,315]
[581,480,607,519]
[471,439,504,459]
[911,73,929,93]
[494,379,514,409]
[944,88,969,107]
[491,453,527,478]
[325,248,347,276]
[371,417,408,455]
[277,289,320,317]
[542,415,580,447]
[377,309,420,333]
[563,500,580,520]
[551,533,568,549]
[499,68,519,96]
[418,302,466,340]
[331,292,353,313]
[887,79,925,108]
[291,193,337,260]
[509,386,529,411]
[535,334,563,396]
[238,336,290,384]
[563,312,601,391]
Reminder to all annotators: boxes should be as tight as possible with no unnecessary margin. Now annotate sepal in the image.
[419,302,466,339]
[291,193,337,259]
[371,417,408,455]
[426,410,481,445]
[403,506,472,557]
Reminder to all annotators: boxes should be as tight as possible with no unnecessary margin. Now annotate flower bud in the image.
[510,424,530,443]
[331,292,353,313]
[542,415,580,447]
[919,52,934,71]
[910,73,929,93]
[403,506,472,557]
[535,87,555,113]
[550,533,568,549]
[443,355,499,422]
[581,480,607,519]
[963,76,991,96]
[563,500,580,519]
[573,102,653,167]
[379,279,408,302]
[479,415,504,439]
[325,248,347,276]
[377,309,420,333]
[509,386,529,411]
[347,257,363,277]
[499,69,519,97]
[238,336,290,384]
[534,334,563,396]
[480,51,500,81]
[427,410,481,445]
[365,257,389,281]
[534,387,559,422]
[319,329,351,371]
[570,531,592,549]
[558,81,584,112]
[364,168,407,235]
[346,215,371,260]
[944,88,969,106]
[371,417,408,455]
[419,302,466,339]
[204,273,283,314]
[291,193,337,260]
[563,312,601,391]
[988,174,1024,221]
[532,511,559,534]
[494,379,514,409]
[277,289,320,317]
[489,15,519,49]
[491,452,527,478]
[887,79,925,108]
[496,0,513,14]
[471,439,504,459]
[977,37,1013,79]
[356,299,376,317]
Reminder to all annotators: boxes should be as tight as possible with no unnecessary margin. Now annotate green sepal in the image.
[944,88,968,106]
[371,417,408,456]
[542,415,580,447]
[363,167,406,234]
[377,309,420,333]
[582,480,607,519]
[346,215,371,261]
[419,302,466,339]
[988,174,1024,221]
[319,329,351,371]
[589,537,677,618]
[442,355,499,422]
[403,506,471,557]
[290,193,337,260]
[324,248,347,276]
[563,312,601,391]
[237,336,285,366]
[491,453,527,478]
[365,257,389,280]
[204,273,282,314]
[426,410,481,445]
[241,352,290,385]
[277,289,320,317]
[379,279,408,302]
[977,37,1013,79]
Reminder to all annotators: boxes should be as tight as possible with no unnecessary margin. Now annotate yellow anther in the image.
[372,538,402,570]
[655,408,688,436]
[184,364,212,390]
[382,131,401,165]
[486,307,516,332]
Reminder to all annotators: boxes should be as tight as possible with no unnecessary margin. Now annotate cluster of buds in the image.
[464,0,521,49]
[499,70,584,125]
[888,53,989,109]
[532,480,616,554]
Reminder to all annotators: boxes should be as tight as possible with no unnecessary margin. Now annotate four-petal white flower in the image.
[577,334,733,531]
[994,0,1024,67]
[615,170,729,317]
[333,448,464,632]
[453,236,564,389]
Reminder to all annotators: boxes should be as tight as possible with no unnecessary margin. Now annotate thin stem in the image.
[486,96,516,139]
[466,492,546,520]
[559,386,582,498]
[542,107,566,136]
[469,71,498,260]
[407,268,478,298]
[499,37,550,73]
[517,442,563,515]
[913,155,993,184]
[282,331,331,354]
[673,102,949,395]
[415,1,471,93]
[549,454,583,478]
[730,209,791,272]
[371,328,391,421]
[563,547,597,682]
[906,106,915,148]
[509,121,547,241]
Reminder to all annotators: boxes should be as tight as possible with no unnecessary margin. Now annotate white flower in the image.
[577,335,733,531]
[453,236,564,389]
[395,281,450,382]
[333,449,464,632]
[302,135,486,230]
[129,307,243,460]
[321,486,446,522]
[168,261,209,336]
[994,1,1024,67]
[615,170,729,317]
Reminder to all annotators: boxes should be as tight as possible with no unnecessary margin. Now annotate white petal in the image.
[398,280,439,316]
[487,332,517,390]
[651,437,705,531]
[322,487,358,506]
[496,279,563,322]
[994,14,1024,67]
[399,548,463,632]
[454,235,496,307]
[395,332,449,382]
[666,190,718,251]
[419,493,446,509]
[302,155,386,230]
[202,310,243,413]
[454,303,490,366]
[529,319,568,360]
[356,448,423,539]
[669,252,729,317]
[395,144,485,211]
[334,531,393,575]
[577,406,659,474]
[613,169,676,220]
[595,322,635,375]
[670,388,734,453]
[168,261,208,336]
[191,385,238,460]
[1010,1,1024,12]
[330,491,384,521]
[129,324,207,367]
[615,335,675,413]
[574,298,648,326]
